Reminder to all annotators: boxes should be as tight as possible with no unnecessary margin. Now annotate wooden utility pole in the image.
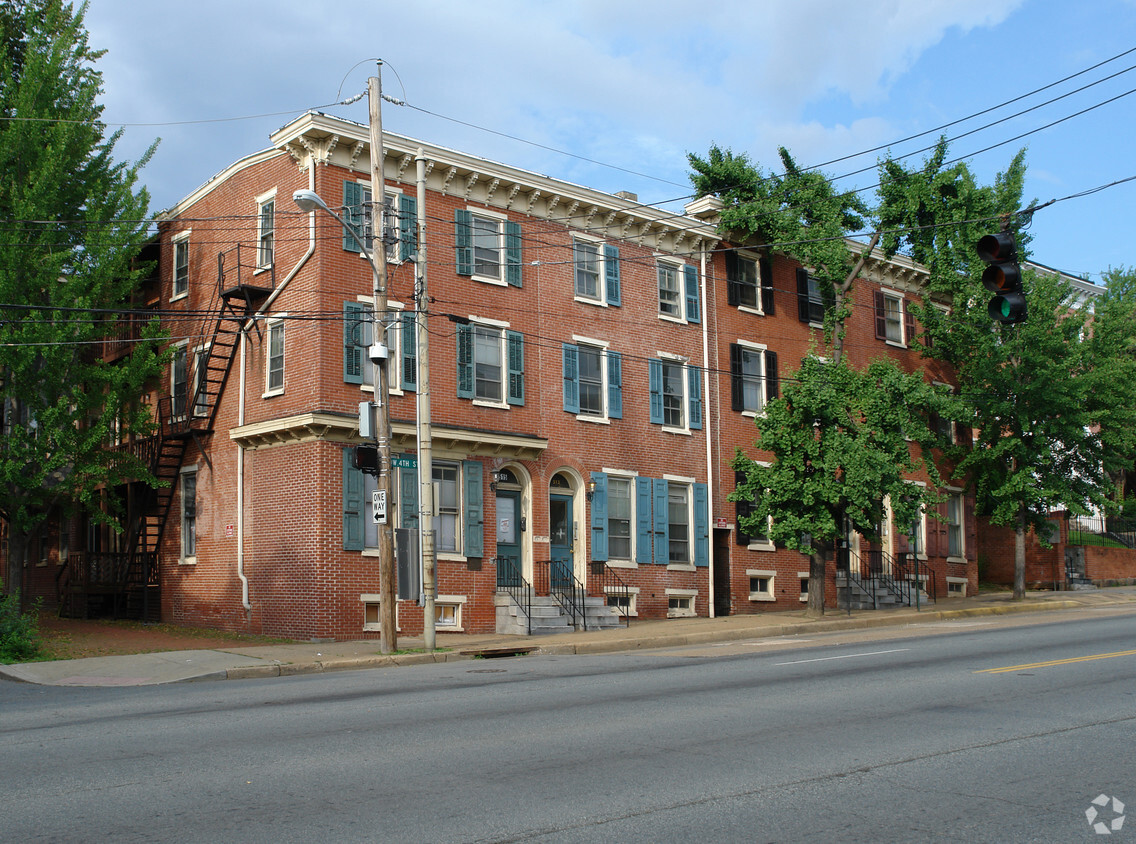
[367,67,396,654]
[416,148,437,650]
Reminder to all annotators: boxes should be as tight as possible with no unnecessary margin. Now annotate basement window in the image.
[748,570,776,602]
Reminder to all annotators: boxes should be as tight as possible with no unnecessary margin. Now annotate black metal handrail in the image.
[495,556,532,634]
[534,560,586,630]
[588,561,632,627]
[894,553,937,604]
[841,549,935,608]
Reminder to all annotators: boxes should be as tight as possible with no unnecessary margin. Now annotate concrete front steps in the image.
[836,572,931,610]
[495,593,626,636]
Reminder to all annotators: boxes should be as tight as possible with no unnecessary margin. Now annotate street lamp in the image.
[293,183,397,653]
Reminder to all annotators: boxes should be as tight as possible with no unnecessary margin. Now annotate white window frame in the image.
[572,234,605,304]
[602,469,638,567]
[881,287,906,347]
[735,339,769,417]
[733,250,763,314]
[656,257,695,324]
[902,482,928,560]
[191,342,210,417]
[171,231,190,300]
[468,208,508,286]
[804,274,825,326]
[256,190,276,270]
[180,466,197,563]
[470,316,509,408]
[435,595,467,631]
[798,571,810,603]
[946,576,968,597]
[354,297,406,397]
[264,317,285,397]
[434,460,464,558]
[741,461,775,551]
[664,474,695,570]
[361,595,401,632]
[349,182,404,263]
[946,489,965,561]
[666,588,697,618]
[572,334,612,422]
[747,569,776,602]
[605,585,639,617]
[171,341,189,421]
[658,353,689,433]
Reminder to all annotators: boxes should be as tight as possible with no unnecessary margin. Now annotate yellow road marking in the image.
[977,648,1136,674]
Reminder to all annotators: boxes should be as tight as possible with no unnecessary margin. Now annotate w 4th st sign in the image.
[372,490,387,524]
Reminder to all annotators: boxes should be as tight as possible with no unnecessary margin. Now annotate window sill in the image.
[748,593,776,602]
[747,541,776,552]
[170,291,189,303]
[472,274,507,287]
[254,264,273,275]
[262,388,284,399]
[657,313,687,326]
[472,399,509,410]
[179,556,197,566]
[660,426,691,437]
[605,559,637,569]
[885,339,906,350]
[737,304,765,317]
[667,564,696,572]
[574,295,607,308]
[575,414,610,425]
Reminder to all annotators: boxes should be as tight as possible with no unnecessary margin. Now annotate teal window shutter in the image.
[607,351,622,419]
[505,221,522,287]
[688,365,703,429]
[399,460,419,531]
[343,302,366,384]
[635,477,653,564]
[562,344,579,413]
[342,449,364,551]
[604,243,621,306]
[343,181,363,253]
[455,209,472,276]
[648,359,663,424]
[590,471,608,561]
[684,264,700,323]
[652,478,669,565]
[401,313,417,391]
[398,194,417,261]
[694,483,709,567]
[506,330,524,406]
[456,323,473,398]
[462,460,483,557]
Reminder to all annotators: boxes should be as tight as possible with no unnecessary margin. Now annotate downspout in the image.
[701,244,715,617]
[235,162,317,611]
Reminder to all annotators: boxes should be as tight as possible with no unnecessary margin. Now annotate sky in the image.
[82,0,1136,284]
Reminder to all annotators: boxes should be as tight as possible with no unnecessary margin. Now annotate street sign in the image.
[372,490,387,524]
[390,455,417,470]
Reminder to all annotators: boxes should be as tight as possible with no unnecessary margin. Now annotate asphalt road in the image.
[3,609,1135,843]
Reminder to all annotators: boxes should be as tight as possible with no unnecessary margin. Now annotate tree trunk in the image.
[5,529,27,602]
[806,546,827,617]
[1013,503,1026,601]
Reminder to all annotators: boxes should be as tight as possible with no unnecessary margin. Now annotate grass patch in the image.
[1,586,44,663]
[1068,531,1128,548]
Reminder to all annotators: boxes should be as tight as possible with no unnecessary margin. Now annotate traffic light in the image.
[353,444,381,475]
[976,231,1026,324]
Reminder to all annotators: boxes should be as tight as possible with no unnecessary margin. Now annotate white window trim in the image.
[601,467,638,567]
[572,335,613,423]
[945,576,968,597]
[350,182,406,264]
[263,317,285,397]
[656,256,688,324]
[171,340,189,422]
[191,341,211,417]
[179,465,197,565]
[255,188,276,271]
[798,571,811,603]
[747,569,777,602]
[466,206,509,287]
[468,315,511,409]
[353,297,407,397]
[734,249,766,316]
[435,594,467,631]
[572,232,607,306]
[665,588,698,618]
[604,585,639,617]
[735,338,769,419]
[880,286,907,348]
[902,481,928,560]
[663,475,696,570]
[945,486,965,562]
[171,231,191,302]
[360,594,401,632]
[657,352,693,436]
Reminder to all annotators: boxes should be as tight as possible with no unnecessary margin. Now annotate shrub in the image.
[0,583,43,663]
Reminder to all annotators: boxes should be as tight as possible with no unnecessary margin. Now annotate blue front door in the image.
[549,493,573,588]
[496,489,522,588]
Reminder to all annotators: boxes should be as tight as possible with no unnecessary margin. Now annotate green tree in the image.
[731,356,942,616]
[878,140,1121,599]
[0,0,163,597]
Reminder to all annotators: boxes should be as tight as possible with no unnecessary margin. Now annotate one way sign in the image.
[372,490,387,524]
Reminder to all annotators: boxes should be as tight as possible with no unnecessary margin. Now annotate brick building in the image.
[21,111,978,638]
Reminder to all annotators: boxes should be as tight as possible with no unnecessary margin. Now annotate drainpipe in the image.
[234,162,317,611]
[701,245,715,617]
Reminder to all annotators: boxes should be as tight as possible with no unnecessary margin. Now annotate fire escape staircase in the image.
[114,245,274,620]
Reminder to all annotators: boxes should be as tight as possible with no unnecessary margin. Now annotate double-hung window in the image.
[796,268,826,324]
[734,469,773,548]
[573,237,621,305]
[591,473,708,568]
[657,260,700,323]
[172,234,190,299]
[667,484,690,565]
[946,492,964,558]
[648,357,702,431]
[455,209,522,286]
[874,289,915,347]
[171,344,188,420]
[191,344,210,416]
[607,476,632,560]
[562,341,623,420]
[725,251,774,313]
[265,318,285,395]
[343,181,417,261]
[457,321,524,406]
[729,343,779,415]
[257,195,275,268]
[343,301,417,393]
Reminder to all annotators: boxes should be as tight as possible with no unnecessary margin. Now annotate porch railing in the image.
[534,560,586,630]
[588,561,632,627]
[494,556,532,635]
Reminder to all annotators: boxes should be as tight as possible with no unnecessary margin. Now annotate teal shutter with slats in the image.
[398,194,417,261]
[684,264,700,323]
[590,471,608,561]
[343,181,364,252]
[455,209,472,276]
[506,330,524,405]
[455,323,473,398]
[653,478,669,565]
[505,221,522,287]
[604,243,621,305]
[607,351,622,419]
[401,313,417,391]
[462,460,483,557]
[562,344,579,413]
[342,449,364,551]
[400,461,419,531]
[694,483,709,567]
[688,366,702,429]
[343,302,367,384]
[635,477,653,563]
[648,359,663,424]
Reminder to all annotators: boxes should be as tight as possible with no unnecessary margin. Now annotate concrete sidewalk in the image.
[5,587,1136,687]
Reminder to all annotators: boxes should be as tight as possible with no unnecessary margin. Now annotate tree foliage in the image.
[0,0,163,593]
[731,356,943,615]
